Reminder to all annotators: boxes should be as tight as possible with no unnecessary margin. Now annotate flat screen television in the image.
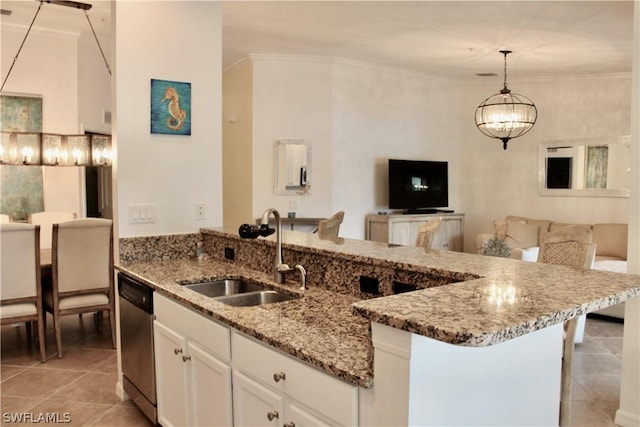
[388,159,449,213]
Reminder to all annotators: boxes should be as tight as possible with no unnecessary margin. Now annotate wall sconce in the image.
[0,131,111,167]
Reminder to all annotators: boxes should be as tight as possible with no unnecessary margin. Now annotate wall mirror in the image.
[274,139,311,195]
[538,135,630,197]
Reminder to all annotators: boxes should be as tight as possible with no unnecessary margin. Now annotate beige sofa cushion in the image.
[505,222,540,249]
[505,216,551,244]
[592,223,627,260]
[549,222,592,233]
[494,220,511,239]
[484,216,628,262]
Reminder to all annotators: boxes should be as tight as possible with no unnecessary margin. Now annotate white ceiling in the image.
[1,1,634,81]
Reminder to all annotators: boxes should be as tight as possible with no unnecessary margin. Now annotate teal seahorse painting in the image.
[151,79,191,135]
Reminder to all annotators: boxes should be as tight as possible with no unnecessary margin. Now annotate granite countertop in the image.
[204,227,640,347]
[117,258,374,388]
[118,227,640,388]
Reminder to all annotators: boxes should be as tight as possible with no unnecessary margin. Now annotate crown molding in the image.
[2,22,80,39]
[244,53,450,82]
[227,53,632,84]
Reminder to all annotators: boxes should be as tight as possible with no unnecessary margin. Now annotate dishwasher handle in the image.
[118,273,154,314]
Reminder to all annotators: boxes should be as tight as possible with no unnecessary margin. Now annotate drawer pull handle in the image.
[267,411,279,421]
[284,423,296,427]
[174,348,183,355]
[273,372,286,382]
[182,355,191,362]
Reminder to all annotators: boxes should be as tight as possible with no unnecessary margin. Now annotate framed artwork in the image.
[150,79,191,135]
[586,145,608,189]
[0,95,44,221]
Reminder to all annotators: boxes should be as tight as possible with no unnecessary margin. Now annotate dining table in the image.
[41,249,51,267]
[40,249,52,284]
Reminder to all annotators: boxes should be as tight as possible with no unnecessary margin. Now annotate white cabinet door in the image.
[431,221,450,250]
[433,217,462,251]
[154,320,189,427]
[366,213,464,251]
[189,341,233,427]
[389,220,412,245]
[233,371,284,427]
[287,402,334,427]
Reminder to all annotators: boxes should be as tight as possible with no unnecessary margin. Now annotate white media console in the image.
[365,212,465,251]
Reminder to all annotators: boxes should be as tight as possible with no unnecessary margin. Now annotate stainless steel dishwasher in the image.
[118,273,157,425]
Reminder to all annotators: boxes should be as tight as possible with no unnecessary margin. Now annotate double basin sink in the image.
[182,279,298,307]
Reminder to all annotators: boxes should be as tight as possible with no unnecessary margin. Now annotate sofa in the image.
[475,215,628,321]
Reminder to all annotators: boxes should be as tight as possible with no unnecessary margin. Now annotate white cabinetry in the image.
[153,294,359,427]
[154,293,233,427]
[365,213,464,251]
[233,371,284,426]
[232,332,359,426]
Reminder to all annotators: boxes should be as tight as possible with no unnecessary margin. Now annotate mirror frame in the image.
[274,139,311,195]
[538,135,630,198]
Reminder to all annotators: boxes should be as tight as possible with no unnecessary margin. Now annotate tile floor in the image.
[1,314,151,427]
[0,314,626,427]
[571,316,626,427]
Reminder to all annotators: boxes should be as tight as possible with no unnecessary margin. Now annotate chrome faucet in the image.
[260,208,286,283]
[239,208,306,289]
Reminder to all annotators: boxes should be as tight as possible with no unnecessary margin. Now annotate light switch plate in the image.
[129,204,155,224]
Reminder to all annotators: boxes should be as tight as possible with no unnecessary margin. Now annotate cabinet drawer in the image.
[154,293,230,362]
[232,332,358,426]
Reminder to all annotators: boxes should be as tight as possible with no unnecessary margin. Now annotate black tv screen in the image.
[388,159,448,212]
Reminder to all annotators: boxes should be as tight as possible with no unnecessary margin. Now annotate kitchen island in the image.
[117,227,640,426]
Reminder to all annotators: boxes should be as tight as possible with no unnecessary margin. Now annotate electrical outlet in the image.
[359,276,380,295]
[195,203,205,220]
[392,281,418,295]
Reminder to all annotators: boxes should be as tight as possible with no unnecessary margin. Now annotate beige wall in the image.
[459,73,631,252]
[251,56,335,225]
[618,2,639,425]
[114,1,223,237]
[222,59,254,229]
[1,25,85,217]
[225,55,631,241]
[226,56,460,239]
[331,61,460,238]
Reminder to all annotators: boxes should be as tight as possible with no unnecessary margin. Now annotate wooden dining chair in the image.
[415,218,442,250]
[536,226,596,427]
[0,223,47,362]
[44,218,116,358]
[28,211,77,250]
[318,211,345,239]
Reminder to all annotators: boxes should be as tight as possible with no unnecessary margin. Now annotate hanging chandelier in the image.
[475,50,537,150]
[0,0,112,167]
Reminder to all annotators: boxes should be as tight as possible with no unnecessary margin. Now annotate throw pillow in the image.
[493,220,508,239]
[505,222,540,249]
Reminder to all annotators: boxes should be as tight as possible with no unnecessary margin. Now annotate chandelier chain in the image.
[1,0,112,93]
[503,52,508,91]
[1,1,44,92]
[84,10,111,76]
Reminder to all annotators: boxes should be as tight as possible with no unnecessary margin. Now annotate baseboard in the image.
[615,409,640,427]
[586,313,625,324]
[115,379,129,401]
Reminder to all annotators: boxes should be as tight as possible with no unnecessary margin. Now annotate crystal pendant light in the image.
[475,50,537,150]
